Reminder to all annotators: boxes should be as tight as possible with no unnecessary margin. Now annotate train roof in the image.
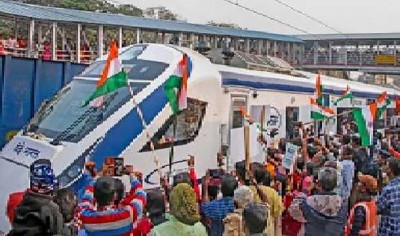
[217,64,399,99]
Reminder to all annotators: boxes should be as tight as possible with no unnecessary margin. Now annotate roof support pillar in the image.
[257,39,263,55]
[38,24,42,45]
[212,36,218,49]
[161,32,166,44]
[286,42,291,62]
[61,27,66,50]
[118,27,123,48]
[292,43,296,64]
[273,41,277,57]
[97,25,104,57]
[377,40,380,55]
[52,22,57,60]
[136,28,141,44]
[77,23,81,63]
[265,40,270,56]
[328,41,332,64]
[178,32,183,46]
[313,41,318,65]
[154,31,158,43]
[245,38,250,53]
[28,19,35,57]
[189,33,195,49]
[394,40,397,66]
[14,18,18,39]
[299,44,304,65]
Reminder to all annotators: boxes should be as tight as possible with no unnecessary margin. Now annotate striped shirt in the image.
[79,177,147,236]
[202,197,234,236]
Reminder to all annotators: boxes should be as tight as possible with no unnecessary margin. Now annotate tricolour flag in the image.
[376,91,390,119]
[164,54,190,114]
[353,105,374,147]
[83,42,127,107]
[314,74,324,106]
[310,97,335,120]
[333,86,353,105]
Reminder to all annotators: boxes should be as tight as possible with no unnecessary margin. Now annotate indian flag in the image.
[333,86,353,105]
[376,92,390,119]
[353,105,374,147]
[239,107,264,132]
[314,74,324,106]
[310,97,335,120]
[164,54,190,114]
[83,42,127,107]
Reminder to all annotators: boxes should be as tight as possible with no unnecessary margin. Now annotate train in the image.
[0,43,397,231]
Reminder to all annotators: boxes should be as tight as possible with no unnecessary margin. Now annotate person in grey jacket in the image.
[289,167,348,236]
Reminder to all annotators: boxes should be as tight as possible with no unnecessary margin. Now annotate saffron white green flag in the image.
[310,97,335,120]
[353,105,374,147]
[333,86,353,106]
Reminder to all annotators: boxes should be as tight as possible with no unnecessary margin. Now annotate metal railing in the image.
[0,46,98,64]
[302,51,400,67]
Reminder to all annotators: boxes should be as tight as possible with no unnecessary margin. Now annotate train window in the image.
[140,98,208,151]
[387,108,395,126]
[26,80,148,143]
[82,59,168,81]
[231,97,247,129]
[286,107,299,139]
[124,60,169,81]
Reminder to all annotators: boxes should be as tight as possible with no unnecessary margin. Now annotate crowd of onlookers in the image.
[0,35,95,62]
[2,121,400,235]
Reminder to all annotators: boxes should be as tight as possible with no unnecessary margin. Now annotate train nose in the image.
[0,157,30,233]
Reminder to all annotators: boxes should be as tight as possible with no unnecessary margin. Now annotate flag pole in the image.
[127,83,163,180]
[169,114,177,180]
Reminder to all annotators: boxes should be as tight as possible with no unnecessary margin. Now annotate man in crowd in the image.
[289,167,348,236]
[243,203,269,236]
[8,159,74,235]
[202,173,237,236]
[79,171,147,235]
[340,145,355,199]
[377,157,400,235]
[249,165,283,236]
[352,136,368,177]
[344,174,378,236]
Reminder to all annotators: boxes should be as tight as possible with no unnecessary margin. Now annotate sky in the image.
[117,0,400,35]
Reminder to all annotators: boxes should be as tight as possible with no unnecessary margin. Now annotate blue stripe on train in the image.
[90,84,169,169]
[222,78,395,99]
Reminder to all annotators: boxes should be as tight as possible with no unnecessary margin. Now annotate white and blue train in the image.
[0,43,398,231]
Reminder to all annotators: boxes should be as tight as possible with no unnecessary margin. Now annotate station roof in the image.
[0,0,303,43]
[297,33,400,42]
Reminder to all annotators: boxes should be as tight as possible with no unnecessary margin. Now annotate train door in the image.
[227,95,247,168]
[286,107,299,139]
[230,96,247,129]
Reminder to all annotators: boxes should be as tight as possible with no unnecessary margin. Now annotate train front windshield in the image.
[25,79,146,143]
[25,45,172,143]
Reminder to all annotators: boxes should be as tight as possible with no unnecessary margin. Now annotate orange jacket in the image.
[344,201,377,236]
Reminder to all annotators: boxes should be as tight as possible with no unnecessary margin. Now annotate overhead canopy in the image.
[0,0,303,43]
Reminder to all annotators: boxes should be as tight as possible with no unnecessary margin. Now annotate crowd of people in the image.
[0,35,95,62]
[2,121,400,236]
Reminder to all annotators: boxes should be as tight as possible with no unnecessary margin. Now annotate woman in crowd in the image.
[150,183,207,236]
